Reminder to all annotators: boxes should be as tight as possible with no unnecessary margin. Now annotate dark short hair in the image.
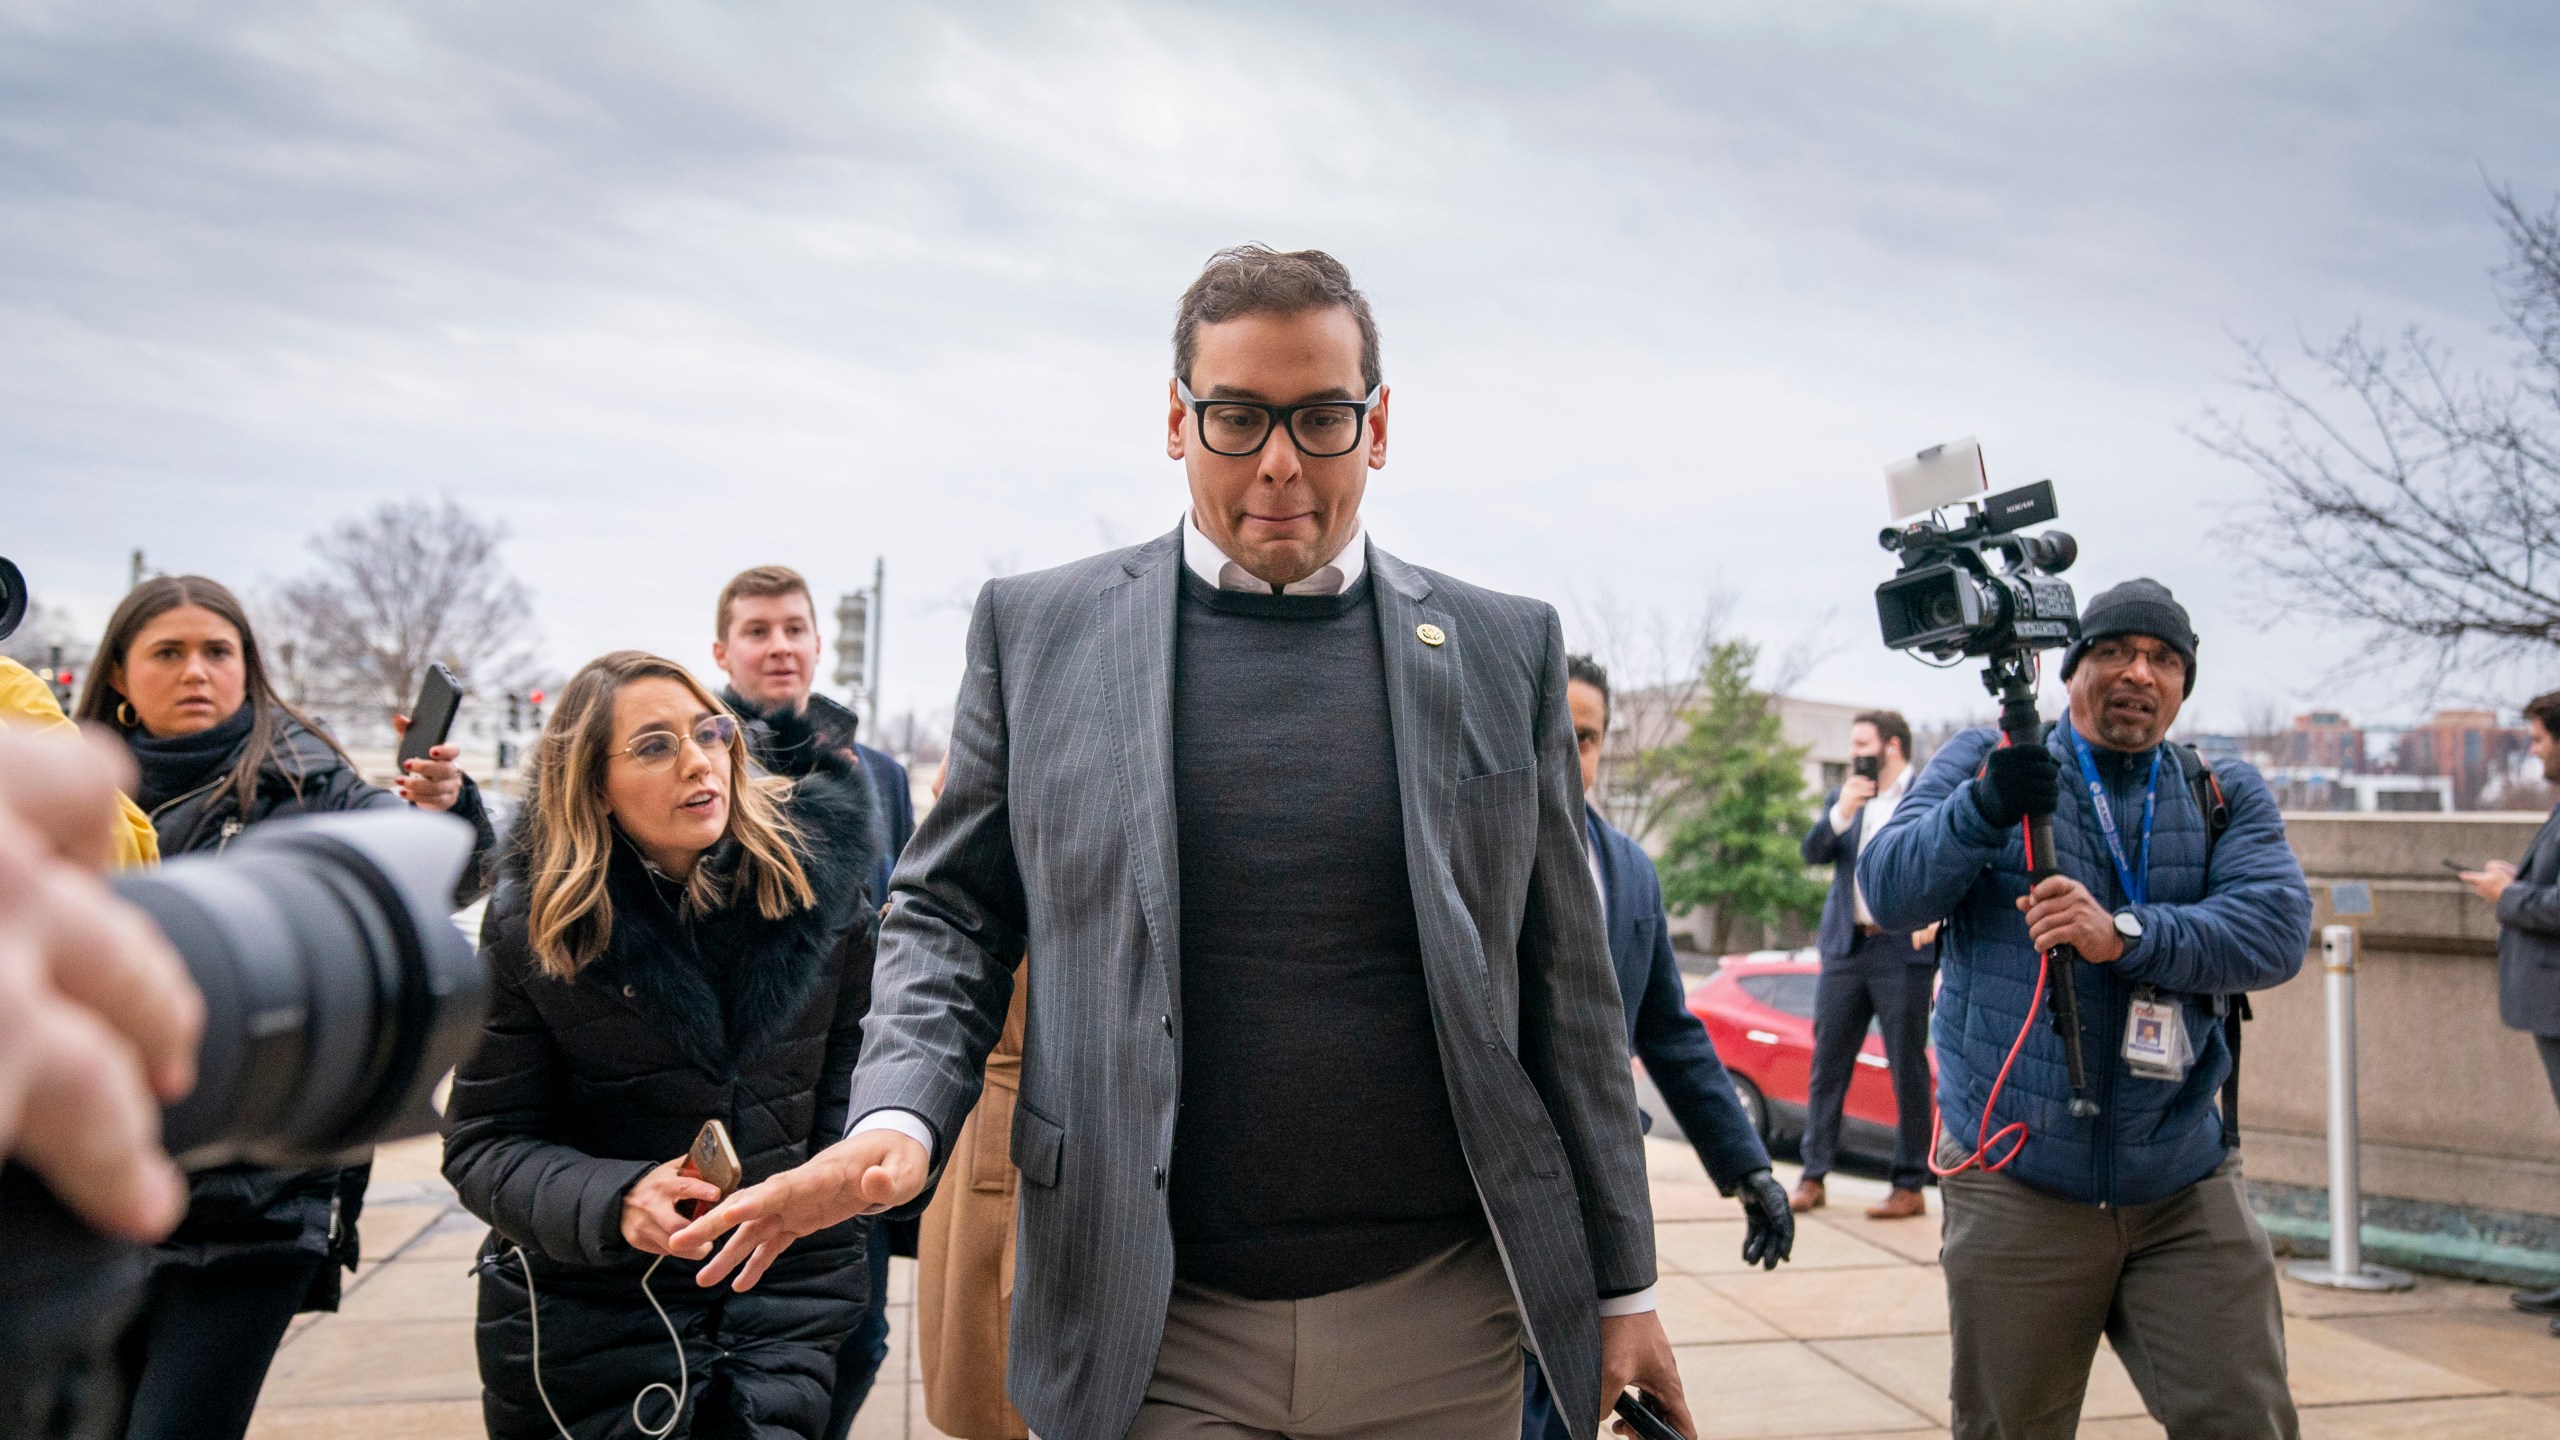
[1853,709,1912,759]
[2526,691,2560,739]
[716,565,813,641]
[1173,246,1382,393]
[1566,653,1611,723]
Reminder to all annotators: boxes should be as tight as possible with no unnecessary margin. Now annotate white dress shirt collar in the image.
[1182,511,1367,596]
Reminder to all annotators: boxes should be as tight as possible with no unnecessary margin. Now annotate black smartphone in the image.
[1852,754,1882,782]
[2442,857,2475,874]
[1613,1391,1687,1440]
[397,662,464,767]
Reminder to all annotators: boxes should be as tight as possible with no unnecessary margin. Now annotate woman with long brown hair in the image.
[74,574,495,1440]
[443,650,878,1440]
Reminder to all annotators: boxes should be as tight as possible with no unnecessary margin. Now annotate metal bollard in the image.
[2285,924,2414,1291]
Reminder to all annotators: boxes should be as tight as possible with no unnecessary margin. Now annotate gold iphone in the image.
[687,1118,743,1210]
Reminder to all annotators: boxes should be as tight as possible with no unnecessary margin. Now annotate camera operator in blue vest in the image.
[1858,579,2313,1440]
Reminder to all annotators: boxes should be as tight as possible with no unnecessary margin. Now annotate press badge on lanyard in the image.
[2064,717,2192,1083]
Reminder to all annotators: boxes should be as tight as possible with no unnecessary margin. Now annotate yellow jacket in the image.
[0,656,159,868]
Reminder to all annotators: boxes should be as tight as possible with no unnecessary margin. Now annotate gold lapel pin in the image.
[1416,623,1446,647]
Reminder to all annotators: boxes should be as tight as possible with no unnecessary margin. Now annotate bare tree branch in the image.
[270,499,539,728]
[2198,184,2560,699]
[1571,587,1736,842]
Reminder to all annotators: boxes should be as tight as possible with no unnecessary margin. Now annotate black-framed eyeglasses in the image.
[1177,379,1381,459]
[2083,638,2187,676]
[614,714,737,771]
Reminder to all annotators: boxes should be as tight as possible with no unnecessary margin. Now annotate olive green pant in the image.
[1939,1147,2297,1440]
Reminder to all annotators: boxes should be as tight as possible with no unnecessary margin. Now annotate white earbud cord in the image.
[512,1245,689,1439]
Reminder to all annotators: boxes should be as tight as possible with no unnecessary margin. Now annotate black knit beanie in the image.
[2059,578,2197,696]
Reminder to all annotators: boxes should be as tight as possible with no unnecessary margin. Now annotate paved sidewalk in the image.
[249,1135,2560,1438]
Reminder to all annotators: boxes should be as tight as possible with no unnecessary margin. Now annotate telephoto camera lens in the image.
[0,555,27,642]
[111,809,490,1169]
[2,810,487,1440]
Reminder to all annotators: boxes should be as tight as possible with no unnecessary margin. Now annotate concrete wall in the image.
[2243,811,2560,1220]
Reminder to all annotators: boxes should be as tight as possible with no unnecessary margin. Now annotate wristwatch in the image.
[2112,910,2144,941]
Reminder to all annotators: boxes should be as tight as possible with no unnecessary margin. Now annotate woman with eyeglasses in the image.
[443,650,879,1440]
[72,574,495,1440]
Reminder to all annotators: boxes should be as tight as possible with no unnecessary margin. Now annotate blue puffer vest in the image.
[1857,723,2312,1207]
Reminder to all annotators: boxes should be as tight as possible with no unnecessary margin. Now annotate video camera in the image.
[1869,442,2104,1120]
[0,554,488,1438]
[1874,439,2080,662]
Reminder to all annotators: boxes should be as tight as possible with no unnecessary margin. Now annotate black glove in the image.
[1737,1168,1795,1270]
[1973,743,2061,829]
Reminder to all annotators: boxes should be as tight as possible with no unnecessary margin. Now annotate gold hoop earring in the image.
[117,701,136,728]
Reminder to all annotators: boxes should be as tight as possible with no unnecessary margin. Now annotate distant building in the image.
[2288,711,2366,772]
[1595,687,1878,955]
[1778,696,1869,800]
[2395,709,2531,810]
[2185,732,2253,770]
[2260,767,2454,813]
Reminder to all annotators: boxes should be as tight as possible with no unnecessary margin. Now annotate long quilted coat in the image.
[444,753,878,1439]
[1857,723,2312,1207]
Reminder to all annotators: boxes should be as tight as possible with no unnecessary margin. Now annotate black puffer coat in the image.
[445,753,878,1440]
[144,712,494,1311]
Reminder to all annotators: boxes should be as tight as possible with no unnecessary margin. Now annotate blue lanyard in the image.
[2062,714,2159,907]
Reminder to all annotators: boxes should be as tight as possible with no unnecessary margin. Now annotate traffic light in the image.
[507,691,522,730]
[528,689,545,729]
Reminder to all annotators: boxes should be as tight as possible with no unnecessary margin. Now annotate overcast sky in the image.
[8,1,2558,735]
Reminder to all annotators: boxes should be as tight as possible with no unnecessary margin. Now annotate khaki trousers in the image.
[1939,1145,2298,1440]
[1125,1237,1526,1440]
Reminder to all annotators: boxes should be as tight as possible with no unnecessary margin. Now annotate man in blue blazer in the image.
[1522,656,1795,1439]
[1795,709,1938,1219]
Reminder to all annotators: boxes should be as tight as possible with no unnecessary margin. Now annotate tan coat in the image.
[917,966,1030,1440]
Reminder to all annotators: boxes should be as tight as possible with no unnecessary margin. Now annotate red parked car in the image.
[1686,948,1937,1164]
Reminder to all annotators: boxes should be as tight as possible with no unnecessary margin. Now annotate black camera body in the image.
[0,554,27,642]
[1875,479,2080,660]
[1871,460,2106,1122]
[3,811,487,1439]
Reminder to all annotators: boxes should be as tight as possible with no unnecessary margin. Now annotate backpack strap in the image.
[2171,743,2247,1146]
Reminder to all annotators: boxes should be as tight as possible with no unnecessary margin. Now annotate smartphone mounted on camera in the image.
[1853,754,1882,783]
[397,662,465,767]
[683,1119,743,1219]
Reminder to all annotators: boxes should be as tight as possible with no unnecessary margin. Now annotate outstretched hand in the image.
[667,1129,929,1292]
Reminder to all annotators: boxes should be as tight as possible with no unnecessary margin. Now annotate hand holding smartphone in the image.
[1614,1390,1689,1440]
[681,1119,743,1221]
[397,662,464,767]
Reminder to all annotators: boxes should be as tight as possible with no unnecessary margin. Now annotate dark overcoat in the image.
[444,753,877,1440]
[2496,803,2560,1036]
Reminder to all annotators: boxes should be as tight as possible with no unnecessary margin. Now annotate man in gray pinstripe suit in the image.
[676,246,1688,1440]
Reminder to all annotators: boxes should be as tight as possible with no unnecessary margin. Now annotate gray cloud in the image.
[6,0,2556,729]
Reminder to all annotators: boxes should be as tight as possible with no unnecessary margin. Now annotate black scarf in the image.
[720,686,820,779]
[126,703,256,814]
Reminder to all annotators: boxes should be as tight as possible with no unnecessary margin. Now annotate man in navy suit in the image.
[1795,709,1936,1219]
[1522,655,1795,1440]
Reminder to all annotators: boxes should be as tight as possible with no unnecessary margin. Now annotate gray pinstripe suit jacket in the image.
[847,527,1656,1440]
